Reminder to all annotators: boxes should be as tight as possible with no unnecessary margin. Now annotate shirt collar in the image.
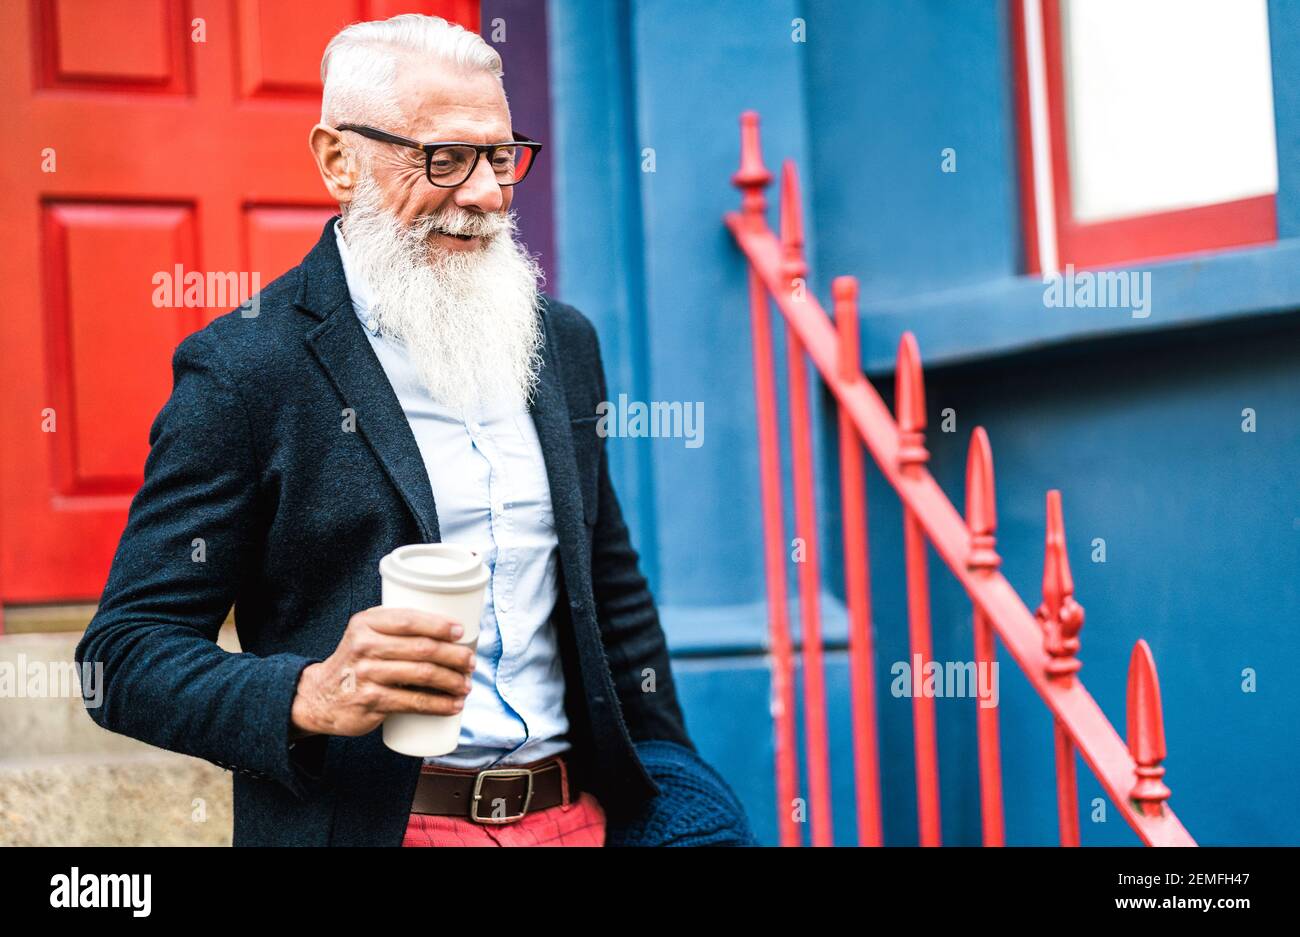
[334,220,382,336]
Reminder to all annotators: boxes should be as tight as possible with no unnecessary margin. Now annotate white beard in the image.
[338,172,545,415]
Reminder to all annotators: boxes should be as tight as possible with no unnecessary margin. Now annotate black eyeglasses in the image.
[335,123,542,187]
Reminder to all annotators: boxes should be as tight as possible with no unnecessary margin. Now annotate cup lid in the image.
[379,543,489,593]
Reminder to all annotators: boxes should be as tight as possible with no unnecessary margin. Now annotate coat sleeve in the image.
[606,740,757,846]
[74,328,327,799]
[586,327,696,751]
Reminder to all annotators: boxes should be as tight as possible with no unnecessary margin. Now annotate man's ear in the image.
[309,124,356,204]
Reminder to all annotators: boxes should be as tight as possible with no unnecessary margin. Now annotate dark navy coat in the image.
[75,218,750,846]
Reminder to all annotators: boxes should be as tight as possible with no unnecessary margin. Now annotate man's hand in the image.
[290,607,475,739]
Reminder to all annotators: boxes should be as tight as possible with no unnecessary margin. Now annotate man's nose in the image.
[453,155,505,213]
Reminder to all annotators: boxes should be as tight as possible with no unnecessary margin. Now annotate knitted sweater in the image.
[605,740,758,847]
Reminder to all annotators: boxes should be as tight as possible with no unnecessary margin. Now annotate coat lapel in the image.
[528,298,591,599]
[296,219,441,543]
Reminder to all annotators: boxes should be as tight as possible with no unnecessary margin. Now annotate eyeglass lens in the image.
[429,145,535,185]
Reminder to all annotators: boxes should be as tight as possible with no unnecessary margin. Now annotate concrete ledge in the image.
[2,604,236,635]
[2,604,97,634]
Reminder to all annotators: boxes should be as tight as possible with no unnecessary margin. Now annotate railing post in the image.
[733,111,773,231]
[780,159,834,846]
[834,276,883,846]
[895,332,942,846]
[965,427,1006,847]
[1127,639,1173,817]
[1037,489,1085,845]
[733,112,799,847]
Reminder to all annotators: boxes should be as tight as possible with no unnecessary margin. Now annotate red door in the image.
[0,0,479,614]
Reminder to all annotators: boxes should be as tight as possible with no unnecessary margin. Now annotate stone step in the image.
[0,613,251,844]
[0,750,231,845]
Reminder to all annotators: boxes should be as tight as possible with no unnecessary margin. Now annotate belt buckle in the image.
[471,767,535,825]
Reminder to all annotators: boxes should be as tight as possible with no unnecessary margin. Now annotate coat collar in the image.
[293,217,353,323]
[294,218,589,595]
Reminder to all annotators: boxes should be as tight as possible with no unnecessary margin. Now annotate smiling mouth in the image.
[432,228,476,241]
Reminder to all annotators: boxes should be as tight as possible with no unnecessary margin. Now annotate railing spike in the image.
[779,160,807,283]
[965,427,1000,573]
[1036,490,1084,681]
[895,332,928,470]
[1127,639,1172,816]
[732,111,773,229]
[832,276,859,383]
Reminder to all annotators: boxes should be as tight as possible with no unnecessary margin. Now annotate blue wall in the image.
[548,0,1300,845]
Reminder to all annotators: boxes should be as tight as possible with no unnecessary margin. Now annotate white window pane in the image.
[1062,0,1278,223]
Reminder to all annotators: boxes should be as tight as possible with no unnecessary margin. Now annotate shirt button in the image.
[366,317,378,332]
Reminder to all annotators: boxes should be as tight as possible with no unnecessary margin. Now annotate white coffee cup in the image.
[378,543,489,757]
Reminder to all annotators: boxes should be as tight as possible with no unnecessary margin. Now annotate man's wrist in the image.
[290,662,324,740]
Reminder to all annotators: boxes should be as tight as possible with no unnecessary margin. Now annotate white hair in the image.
[320,14,504,126]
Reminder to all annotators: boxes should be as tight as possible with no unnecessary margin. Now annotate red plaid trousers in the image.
[401,790,606,847]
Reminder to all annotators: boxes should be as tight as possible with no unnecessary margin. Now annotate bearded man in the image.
[76,14,754,848]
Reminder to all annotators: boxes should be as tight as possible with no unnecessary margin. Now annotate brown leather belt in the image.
[411,753,577,825]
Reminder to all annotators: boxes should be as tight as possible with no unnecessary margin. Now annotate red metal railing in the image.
[726,111,1194,848]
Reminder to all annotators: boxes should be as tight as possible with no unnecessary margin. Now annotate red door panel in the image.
[44,201,201,495]
[0,0,479,610]
[245,206,340,285]
[39,0,189,92]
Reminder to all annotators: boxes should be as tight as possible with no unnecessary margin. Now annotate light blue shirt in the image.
[334,222,570,769]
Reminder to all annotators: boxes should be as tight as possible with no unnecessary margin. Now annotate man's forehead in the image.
[391,63,511,141]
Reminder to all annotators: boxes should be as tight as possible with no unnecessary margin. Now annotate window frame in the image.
[1011,0,1278,274]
